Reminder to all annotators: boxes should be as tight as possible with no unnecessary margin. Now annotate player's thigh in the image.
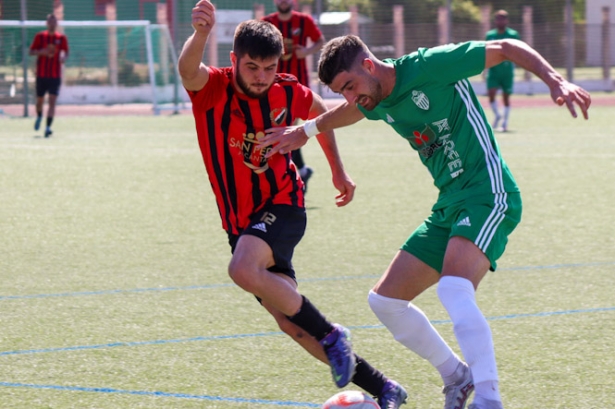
[441,236,491,288]
[375,218,448,301]
[372,249,440,301]
[501,74,514,96]
[486,74,501,91]
[229,204,306,279]
[230,234,275,274]
[447,192,522,275]
[35,77,47,97]
[44,78,61,97]
[399,215,451,275]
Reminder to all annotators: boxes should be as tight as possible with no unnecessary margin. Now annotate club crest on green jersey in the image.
[411,90,429,110]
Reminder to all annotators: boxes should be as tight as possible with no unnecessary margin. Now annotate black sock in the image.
[287,296,333,341]
[351,355,388,397]
[47,117,54,127]
[291,149,305,169]
[37,111,42,118]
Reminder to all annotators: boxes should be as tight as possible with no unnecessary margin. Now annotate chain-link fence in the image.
[1,1,613,110]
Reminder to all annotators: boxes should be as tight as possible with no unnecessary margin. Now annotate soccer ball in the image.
[322,390,380,408]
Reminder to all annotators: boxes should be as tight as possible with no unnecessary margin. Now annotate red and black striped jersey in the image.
[263,11,322,87]
[30,30,69,79]
[188,67,313,235]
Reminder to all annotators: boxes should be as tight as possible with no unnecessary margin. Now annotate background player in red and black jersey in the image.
[178,2,407,407]
[263,0,325,192]
[29,14,69,138]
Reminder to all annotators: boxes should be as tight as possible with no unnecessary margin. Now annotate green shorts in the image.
[401,192,522,273]
[487,64,515,95]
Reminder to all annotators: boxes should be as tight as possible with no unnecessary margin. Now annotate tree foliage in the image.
[474,0,586,24]
[302,0,586,24]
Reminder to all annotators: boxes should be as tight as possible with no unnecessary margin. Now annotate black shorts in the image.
[228,204,306,281]
[36,77,61,97]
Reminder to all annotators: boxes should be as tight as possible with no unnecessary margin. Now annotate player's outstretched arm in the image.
[485,39,591,119]
[178,0,216,91]
[262,100,364,157]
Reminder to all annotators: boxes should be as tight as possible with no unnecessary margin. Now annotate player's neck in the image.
[278,10,292,21]
[380,61,397,99]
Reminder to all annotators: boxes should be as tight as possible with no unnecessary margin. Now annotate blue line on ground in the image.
[1,306,613,357]
[0,382,320,407]
[1,261,613,301]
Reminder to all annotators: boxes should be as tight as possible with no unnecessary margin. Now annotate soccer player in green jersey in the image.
[261,36,590,409]
[485,10,521,132]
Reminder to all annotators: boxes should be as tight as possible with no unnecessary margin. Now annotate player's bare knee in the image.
[227,261,257,292]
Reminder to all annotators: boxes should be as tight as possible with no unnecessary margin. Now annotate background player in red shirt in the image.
[29,13,69,138]
[178,2,407,407]
[263,0,325,192]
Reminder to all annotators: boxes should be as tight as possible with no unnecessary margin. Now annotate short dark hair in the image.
[318,35,369,85]
[233,20,283,60]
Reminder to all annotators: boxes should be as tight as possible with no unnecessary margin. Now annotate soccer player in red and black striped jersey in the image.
[178,2,407,407]
[263,0,325,192]
[263,0,323,88]
[29,14,69,138]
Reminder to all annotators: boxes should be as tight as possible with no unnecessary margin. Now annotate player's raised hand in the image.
[192,0,216,34]
[551,80,591,120]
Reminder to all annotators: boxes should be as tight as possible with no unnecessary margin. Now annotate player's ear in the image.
[230,51,237,66]
[361,58,375,74]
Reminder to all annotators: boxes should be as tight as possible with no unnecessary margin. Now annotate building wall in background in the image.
[586,0,615,65]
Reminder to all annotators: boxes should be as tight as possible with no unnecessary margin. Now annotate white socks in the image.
[490,101,500,120]
[368,290,461,379]
[502,106,510,129]
[437,276,501,402]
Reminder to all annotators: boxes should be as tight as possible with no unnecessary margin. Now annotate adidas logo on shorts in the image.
[457,217,471,227]
[252,222,267,233]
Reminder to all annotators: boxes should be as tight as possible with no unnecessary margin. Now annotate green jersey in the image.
[485,26,520,42]
[357,41,519,209]
[485,27,520,75]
